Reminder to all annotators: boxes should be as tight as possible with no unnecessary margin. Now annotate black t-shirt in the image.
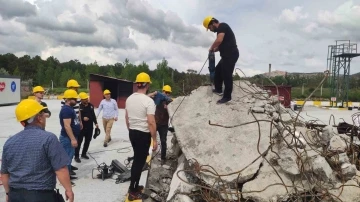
[79,103,98,126]
[216,23,238,57]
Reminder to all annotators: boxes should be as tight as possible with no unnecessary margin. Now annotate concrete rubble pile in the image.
[151,81,360,202]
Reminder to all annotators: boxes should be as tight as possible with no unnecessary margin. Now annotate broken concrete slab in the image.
[277,147,301,176]
[171,195,194,202]
[331,153,350,166]
[264,104,276,113]
[168,85,271,185]
[311,156,333,182]
[242,160,294,202]
[328,135,347,153]
[328,180,360,202]
[252,106,265,113]
[166,154,194,201]
[321,126,337,145]
[341,163,357,181]
[254,100,267,108]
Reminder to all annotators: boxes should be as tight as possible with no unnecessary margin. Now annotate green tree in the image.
[59,69,73,87]
[0,68,9,75]
[107,67,117,77]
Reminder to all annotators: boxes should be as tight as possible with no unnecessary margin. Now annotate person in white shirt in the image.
[96,89,119,147]
[125,72,157,201]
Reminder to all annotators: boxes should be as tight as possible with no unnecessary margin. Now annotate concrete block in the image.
[328,136,347,153]
[166,154,194,201]
[168,85,271,185]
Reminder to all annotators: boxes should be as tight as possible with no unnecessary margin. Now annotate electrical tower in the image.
[327,40,360,107]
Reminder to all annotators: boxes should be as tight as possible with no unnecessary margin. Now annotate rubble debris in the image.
[311,155,334,182]
[251,106,265,113]
[158,82,360,202]
[331,153,350,165]
[277,147,301,176]
[341,163,357,181]
[328,136,347,153]
[168,86,271,185]
[321,125,337,145]
[328,180,360,202]
[166,154,194,201]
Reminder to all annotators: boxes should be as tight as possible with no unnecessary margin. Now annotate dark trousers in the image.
[214,50,240,99]
[157,124,168,159]
[128,129,151,192]
[75,125,93,158]
[9,187,55,202]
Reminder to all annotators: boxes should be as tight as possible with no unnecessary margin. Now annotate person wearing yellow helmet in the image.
[33,85,51,118]
[203,16,239,104]
[61,79,82,172]
[59,89,81,184]
[154,85,173,164]
[96,89,119,147]
[1,99,74,202]
[125,72,157,201]
[74,92,99,163]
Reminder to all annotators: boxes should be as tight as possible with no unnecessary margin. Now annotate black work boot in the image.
[74,157,81,163]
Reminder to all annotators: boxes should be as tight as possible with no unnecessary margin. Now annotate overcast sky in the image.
[1,0,360,76]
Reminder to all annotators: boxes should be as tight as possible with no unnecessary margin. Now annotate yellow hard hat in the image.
[32,86,45,93]
[135,72,152,83]
[67,79,80,88]
[103,89,111,95]
[203,16,214,30]
[15,99,46,122]
[79,92,89,100]
[63,89,79,99]
[162,85,172,92]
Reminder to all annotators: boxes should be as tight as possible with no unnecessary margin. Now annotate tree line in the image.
[0,53,209,96]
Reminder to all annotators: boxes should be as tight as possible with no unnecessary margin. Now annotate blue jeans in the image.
[59,135,74,172]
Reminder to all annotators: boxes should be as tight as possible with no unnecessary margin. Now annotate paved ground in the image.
[295,105,359,125]
[0,100,133,202]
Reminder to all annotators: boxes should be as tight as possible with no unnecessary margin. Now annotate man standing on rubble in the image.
[1,99,74,202]
[60,89,81,185]
[33,85,51,117]
[96,89,119,147]
[149,85,173,164]
[203,16,239,104]
[125,72,158,201]
[61,79,82,173]
[74,92,98,163]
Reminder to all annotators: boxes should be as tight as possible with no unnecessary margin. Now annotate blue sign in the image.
[11,81,16,92]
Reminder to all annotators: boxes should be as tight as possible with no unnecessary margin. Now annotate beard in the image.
[70,102,77,107]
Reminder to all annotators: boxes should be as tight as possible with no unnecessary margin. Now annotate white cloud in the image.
[278,6,308,23]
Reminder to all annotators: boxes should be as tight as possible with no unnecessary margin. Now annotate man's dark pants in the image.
[157,124,168,160]
[9,188,55,202]
[128,129,151,192]
[75,124,93,158]
[214,50,240,99]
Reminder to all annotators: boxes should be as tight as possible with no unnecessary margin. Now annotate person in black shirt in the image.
[33,86,51,117]
[74,92,98,163]
[203,16,240,104]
